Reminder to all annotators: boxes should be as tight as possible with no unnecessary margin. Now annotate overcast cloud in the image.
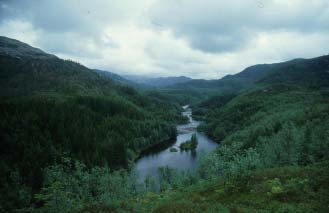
[0,0,328,79]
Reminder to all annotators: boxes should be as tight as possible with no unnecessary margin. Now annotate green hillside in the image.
[134,85,329,212]
[136,57,329,212]
[0,38,122,97]
[0,37,186,211]
[161,55,329,105]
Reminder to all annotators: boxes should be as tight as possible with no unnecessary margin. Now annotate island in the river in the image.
[180,133,198,150]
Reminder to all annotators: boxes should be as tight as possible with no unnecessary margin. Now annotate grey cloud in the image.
[0,0,99,33]
[187,32,249,53]
[0,0,328,79]
[0,0,141,34]
[0,0,141,56]
[149,0,329,53]
[36,32,100,58]
[0,0,21,21]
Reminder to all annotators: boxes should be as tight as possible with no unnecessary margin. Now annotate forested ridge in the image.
[154,55,329,105]
[0,37,186,211]
[1,36,329,212]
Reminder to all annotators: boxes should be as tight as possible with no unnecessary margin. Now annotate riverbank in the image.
[135,137,176,160]
[130,108,188,164]
[134,106,218,182]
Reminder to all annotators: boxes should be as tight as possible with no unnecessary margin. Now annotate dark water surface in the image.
[135,106,218,182]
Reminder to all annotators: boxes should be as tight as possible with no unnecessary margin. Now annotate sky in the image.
[0,0,328,79]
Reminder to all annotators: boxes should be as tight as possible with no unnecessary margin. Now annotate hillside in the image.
[93,69,138,86]
[257,56,329,87]
[157,77,252,104]
[0,36,56,60]
[225,56,329,87]
[180,58,329,212]
[0,37,186,211]
[0,37,123,97]
[164,55,329,105]
[132,161,329,212]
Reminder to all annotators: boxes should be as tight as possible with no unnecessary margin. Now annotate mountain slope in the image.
[0,36,184,166]
[133,161,329,212]
[93,69,136,86]
[0,36,185,211]
[225,56,329,86]
[0,36,56,60]
[0,37,123,97]
[257,56,329,87]
[165,55,329,105]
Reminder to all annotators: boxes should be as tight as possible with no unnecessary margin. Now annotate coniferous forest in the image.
[0,35,329,212]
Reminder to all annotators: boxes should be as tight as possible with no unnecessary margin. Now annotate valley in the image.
[0,36,328,212]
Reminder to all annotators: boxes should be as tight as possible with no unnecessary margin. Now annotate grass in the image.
[132,161,329,212]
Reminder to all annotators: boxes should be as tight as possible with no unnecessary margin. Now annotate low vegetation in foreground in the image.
[137,161,329,212]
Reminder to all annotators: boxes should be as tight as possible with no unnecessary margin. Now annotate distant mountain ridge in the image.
[225,56,329,86]
[124,75,192,87]
[1,35,328,100]
[0,36,124,97]
[170,55,329,91]
[93,69,134,85]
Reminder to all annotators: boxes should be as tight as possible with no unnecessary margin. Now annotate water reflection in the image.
[135,106,218,182]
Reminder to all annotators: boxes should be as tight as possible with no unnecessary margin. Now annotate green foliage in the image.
[192,94,236,120]
[30,157,142,212]
[257,55,329,88]
[0,170,31,211]
[0,93,183,211]
[169,147,178,152]
[139,85,329,212]
[163,77,253,104]
[158,167,199,192]
[135,162,329,212]
[179,134,198,150]
[199,86,329,167]
[0,38,189,211]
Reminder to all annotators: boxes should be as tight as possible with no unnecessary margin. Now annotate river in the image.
[135,105,218,182]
